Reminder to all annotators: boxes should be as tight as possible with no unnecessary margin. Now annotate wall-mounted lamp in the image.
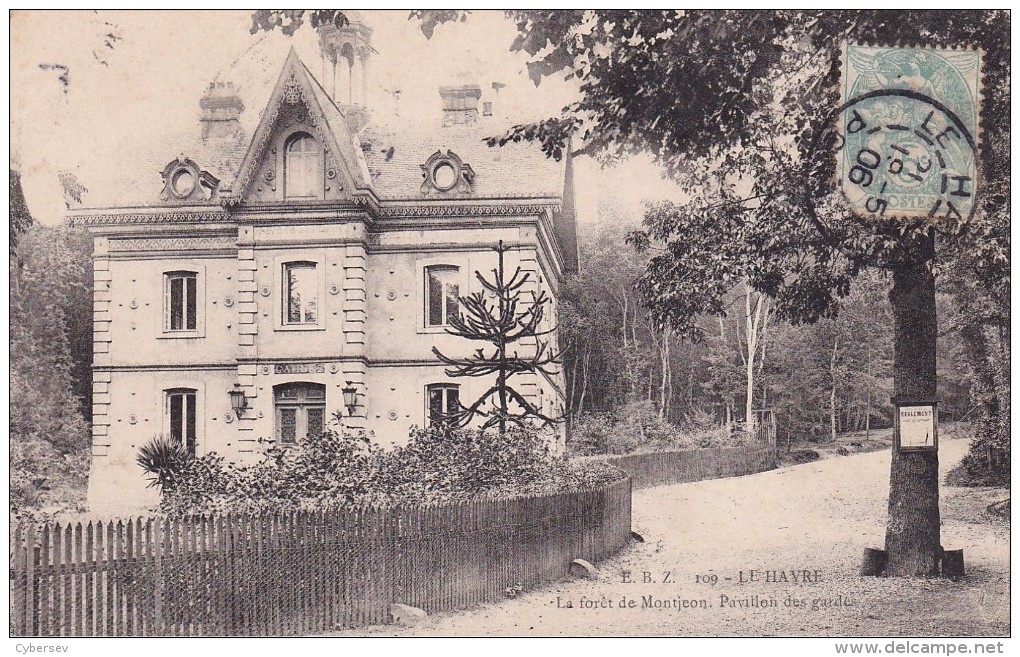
[229,383,249,419]
[342,382,358,417]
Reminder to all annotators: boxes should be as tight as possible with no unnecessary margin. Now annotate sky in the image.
[10,10,682,229]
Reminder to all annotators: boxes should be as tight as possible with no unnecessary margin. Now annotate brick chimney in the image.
[439,84,482,127]
[199,81,244,142]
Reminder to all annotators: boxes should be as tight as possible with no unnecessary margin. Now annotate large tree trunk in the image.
[884,233,941,577]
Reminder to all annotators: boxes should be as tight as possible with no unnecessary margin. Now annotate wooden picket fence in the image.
[598,445,776,490]
[10,477,632,637]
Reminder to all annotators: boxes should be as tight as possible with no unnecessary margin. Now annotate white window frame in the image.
[160,266,205,338]
[273,253,327,332]
[273,382,327,445]
[283,131,323,200]
[155,379,206,457]
[282,261,319,326]
[416,257,471,334]
[164,388,198,456]
[426,383,461,427]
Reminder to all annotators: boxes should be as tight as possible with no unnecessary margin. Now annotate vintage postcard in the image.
[8,10,1010,650]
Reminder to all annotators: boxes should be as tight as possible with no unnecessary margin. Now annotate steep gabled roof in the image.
[358,123,565,201]
[229,48,370,202]
[76,48,569,221]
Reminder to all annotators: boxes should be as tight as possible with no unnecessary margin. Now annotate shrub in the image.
[154,418,625,516]
[136,435,193,492]
[567,413,617,455]
[567,404,751,456]
[10,435,89,521]
[947,421,1010,488]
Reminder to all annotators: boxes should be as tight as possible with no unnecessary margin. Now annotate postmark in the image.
[836,44,982,221]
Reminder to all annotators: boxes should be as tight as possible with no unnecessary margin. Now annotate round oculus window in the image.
[171,168,196,197]
[432,161,458,191]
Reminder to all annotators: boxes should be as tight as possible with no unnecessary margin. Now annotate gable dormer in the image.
[246,104,338,203]
[229,49,371,206]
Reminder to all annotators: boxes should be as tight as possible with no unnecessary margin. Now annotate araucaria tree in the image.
[432,241,562,435]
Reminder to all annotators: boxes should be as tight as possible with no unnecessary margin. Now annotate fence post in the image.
[153,520,163,636]
[27,524,38,637]
[11,525,25,635]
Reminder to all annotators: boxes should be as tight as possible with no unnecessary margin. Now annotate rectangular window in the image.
[167,389,197,456]
[284,262,318,325]
[306,407,325,437]
[274,382,327,444]
[285,133,321,199]
[427,384,460,426]
[279,407,297,444]
[166,272,197,331]
[426,266,460,327]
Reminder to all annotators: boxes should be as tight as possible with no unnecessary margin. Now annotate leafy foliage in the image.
[10,169,33,258]
[11,435,89,522]
[473,10,1008,472]
[568,401,740,456]
[408,10,472,40]
[10,217,93,516]
[766,271,896,444]
[156,417,623,517]
[408,11,1007,339]
[250,10,349,36]
[57,171,88,209]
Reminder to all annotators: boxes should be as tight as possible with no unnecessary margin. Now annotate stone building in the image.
[72,19,578,513]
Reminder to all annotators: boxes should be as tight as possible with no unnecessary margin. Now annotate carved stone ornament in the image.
[260,285,271,297]
[329,283,341,295]
[232,75,339,202]
[420,149,475,194]
[160,157,220,204]
[264,168,275,182]
[378,202,553,219]
[284,74,303,104]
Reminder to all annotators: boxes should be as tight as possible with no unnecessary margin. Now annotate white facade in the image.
[74,41,578,513]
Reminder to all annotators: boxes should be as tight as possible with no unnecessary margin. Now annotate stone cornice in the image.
[71,208,229,226]
[375,200,560,219]
[71,198,561,227]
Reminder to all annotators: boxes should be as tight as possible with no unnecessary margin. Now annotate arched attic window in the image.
[285,132,322,199]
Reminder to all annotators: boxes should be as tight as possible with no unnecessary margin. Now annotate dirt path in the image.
[334,437,1009,637]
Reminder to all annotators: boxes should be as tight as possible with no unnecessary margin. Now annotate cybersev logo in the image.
[835,45,982,222]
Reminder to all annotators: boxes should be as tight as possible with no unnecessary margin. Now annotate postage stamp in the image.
[837,44,982,221]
